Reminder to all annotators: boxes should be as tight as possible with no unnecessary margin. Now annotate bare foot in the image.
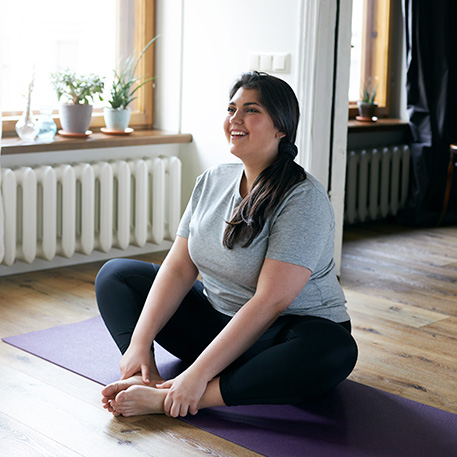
[101,373,165,413]
[110,385,168,417]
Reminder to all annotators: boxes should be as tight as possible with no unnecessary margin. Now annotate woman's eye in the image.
[227,107,235,113]
[246,108,259,113]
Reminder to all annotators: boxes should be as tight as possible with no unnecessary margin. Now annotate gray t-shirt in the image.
[177,163,349,322]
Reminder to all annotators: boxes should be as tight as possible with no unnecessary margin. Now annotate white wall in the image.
[154,0,183,134]
[154,0,353,272]
[155,0,302,201]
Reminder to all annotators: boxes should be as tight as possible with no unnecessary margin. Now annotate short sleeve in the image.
[176,199,192,238]
[266,184,334,273]
[176,173,205,239]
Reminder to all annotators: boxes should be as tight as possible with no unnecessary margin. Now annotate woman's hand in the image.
[119,344,153,383]
[156,368,209,417]
[115,236,198,385]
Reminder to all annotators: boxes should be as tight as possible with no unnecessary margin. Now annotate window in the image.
[349,0,393,118]
[0,0,155,136]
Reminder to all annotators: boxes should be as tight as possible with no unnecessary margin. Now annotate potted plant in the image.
[51,70,104,135]
[103,36,158,133]
[357,82,378,121]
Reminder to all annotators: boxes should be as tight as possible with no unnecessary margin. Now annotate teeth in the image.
[231,131,247,136]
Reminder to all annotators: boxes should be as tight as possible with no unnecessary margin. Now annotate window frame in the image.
[1,0,155,137]
[349,0,394,119]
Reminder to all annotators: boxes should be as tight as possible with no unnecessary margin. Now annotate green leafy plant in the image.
[361,82,377,104]
[107,36,158,110]
[51,70,105,105]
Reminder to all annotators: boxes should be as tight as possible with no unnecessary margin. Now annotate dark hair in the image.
[223,72,306,249]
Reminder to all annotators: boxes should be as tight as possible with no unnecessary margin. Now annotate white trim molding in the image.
[295,0,352,273]
[295,0,337,188]
[330,0,353,274]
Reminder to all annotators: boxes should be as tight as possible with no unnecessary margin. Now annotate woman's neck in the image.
[240,157,275,197]
[240,167,259,198]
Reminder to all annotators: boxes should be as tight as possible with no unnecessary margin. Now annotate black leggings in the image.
[95,258,358,406]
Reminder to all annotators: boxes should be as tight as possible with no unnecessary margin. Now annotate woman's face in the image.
[224,87,284,167]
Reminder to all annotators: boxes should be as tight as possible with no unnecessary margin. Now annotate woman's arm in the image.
[192,258,312,376]
[119,235,198,382]
[159,258,312,417]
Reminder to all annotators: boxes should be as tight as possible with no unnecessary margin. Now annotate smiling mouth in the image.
[231,130,248,137]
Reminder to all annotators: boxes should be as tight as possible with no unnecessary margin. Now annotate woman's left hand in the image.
[156,368,209,417]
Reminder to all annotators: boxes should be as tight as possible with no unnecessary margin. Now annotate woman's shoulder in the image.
[274,171,334,219]
[197,162,243,185]
[287,172,329,201]
[202,162,243,177]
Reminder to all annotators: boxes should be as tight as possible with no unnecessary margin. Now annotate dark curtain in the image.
[400,0,457,225]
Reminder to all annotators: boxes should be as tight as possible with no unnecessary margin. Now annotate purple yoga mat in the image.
[3,317,457,457]
[2,316,188,384]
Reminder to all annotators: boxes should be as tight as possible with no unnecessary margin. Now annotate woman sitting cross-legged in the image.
[95,71,358,418]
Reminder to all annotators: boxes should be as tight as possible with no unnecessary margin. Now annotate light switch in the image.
[248,52,290,73]
[249,53,260,70]
[272,54,289,72]
[259,54,272,71]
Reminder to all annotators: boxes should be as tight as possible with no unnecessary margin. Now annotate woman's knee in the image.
[289,320,358,383]
[95,258,159,312]
[95,259,126,294]
[95,259,125,312]
[313,320,358,369]
[328,329,358,379]
[96,258,156,289]
[95,259,149,308]
[317,325,357,390]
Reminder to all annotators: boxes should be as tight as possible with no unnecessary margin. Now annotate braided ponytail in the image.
[223,72,306,249]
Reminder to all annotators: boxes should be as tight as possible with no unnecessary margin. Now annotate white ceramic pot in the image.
[103,107,131,131]
[59,104,93,133]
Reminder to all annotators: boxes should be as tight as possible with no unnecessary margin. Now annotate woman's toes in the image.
[101,381,122,399]
[101,375,147,412]
[108,385,167,417]
[116,390,127,403]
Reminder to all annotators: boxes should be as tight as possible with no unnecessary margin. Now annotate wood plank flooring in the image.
[340,222,457,414]
[0,222,456,456]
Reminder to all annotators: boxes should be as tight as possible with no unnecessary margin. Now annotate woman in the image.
[95,72,357,418]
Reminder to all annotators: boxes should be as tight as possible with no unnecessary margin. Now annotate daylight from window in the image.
[0,0,117,113]
[348,0,364,102]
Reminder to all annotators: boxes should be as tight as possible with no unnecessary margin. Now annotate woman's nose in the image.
[230,110,242,124]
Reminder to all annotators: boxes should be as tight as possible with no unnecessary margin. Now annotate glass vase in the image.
[37,109,57,141]
[15,106,39,141]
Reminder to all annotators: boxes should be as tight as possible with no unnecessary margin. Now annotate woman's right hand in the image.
[116,237,198,385]
[119,343,153,383]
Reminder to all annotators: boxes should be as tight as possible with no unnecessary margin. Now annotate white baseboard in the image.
[0,241,172,277]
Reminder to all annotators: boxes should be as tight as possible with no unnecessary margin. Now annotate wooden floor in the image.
[1,222,456,456]
[341,222,457,414]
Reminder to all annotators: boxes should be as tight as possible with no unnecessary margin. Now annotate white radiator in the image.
[1,156,181,267]
[345,145,410,224]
